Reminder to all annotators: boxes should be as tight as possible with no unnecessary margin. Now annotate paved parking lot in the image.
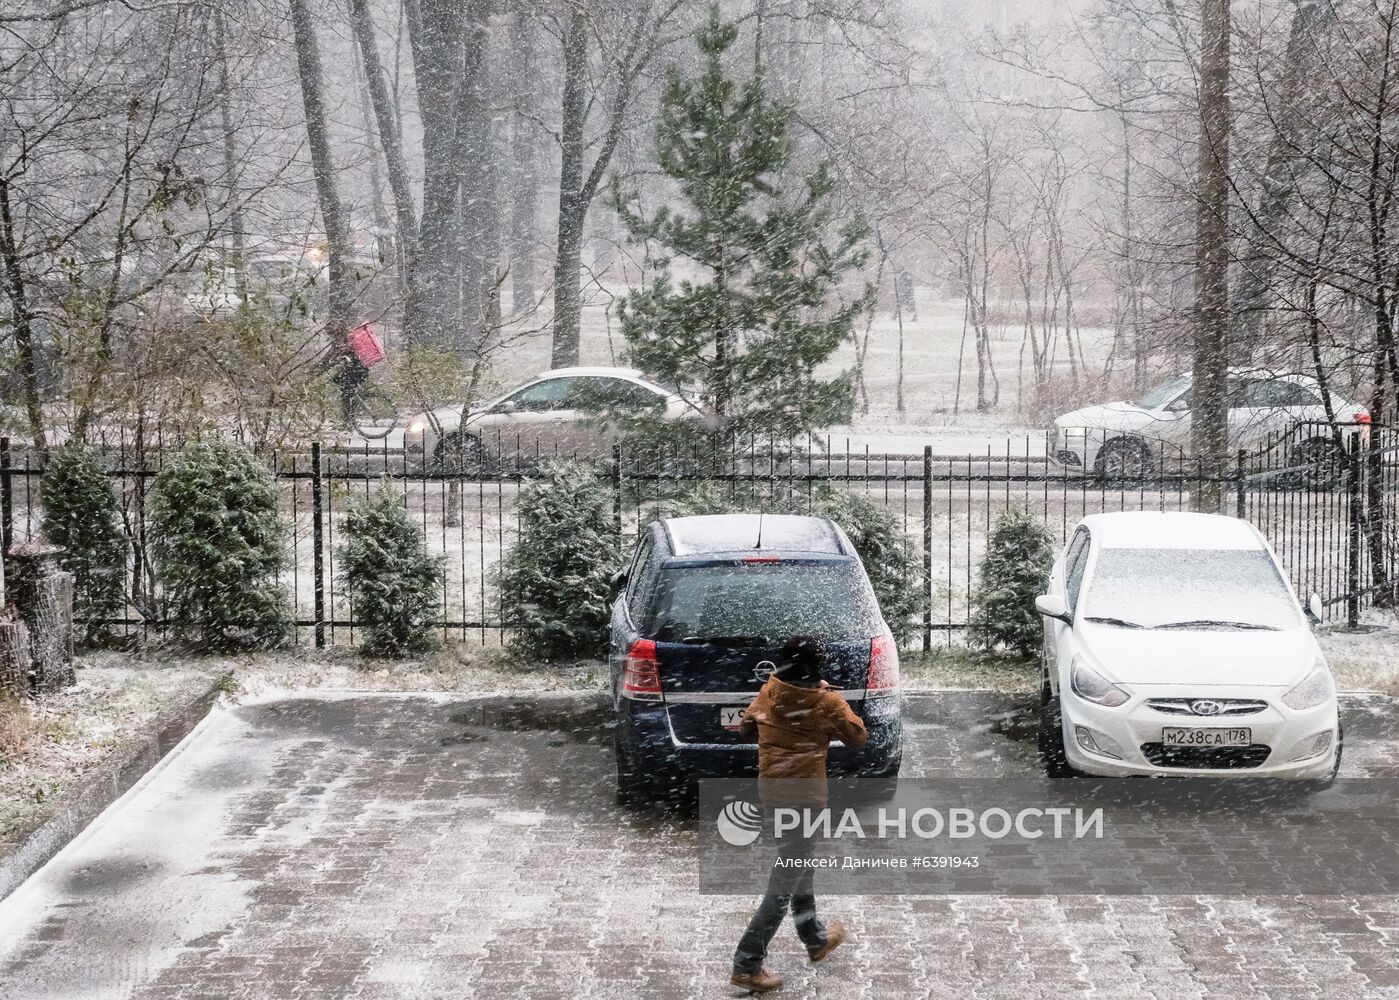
[3,690,1399,1000]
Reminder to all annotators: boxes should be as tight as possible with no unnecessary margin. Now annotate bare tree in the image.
[289,0,356,358]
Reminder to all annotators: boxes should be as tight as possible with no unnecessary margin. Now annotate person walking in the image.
[729,635,869,994]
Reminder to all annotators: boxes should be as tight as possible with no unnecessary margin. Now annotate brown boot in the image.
[730,968,783,994]
[808,920,847,963]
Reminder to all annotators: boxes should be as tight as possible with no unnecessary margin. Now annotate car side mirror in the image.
[1034,594,1072,624]
[608,570,628,602]
[495,400,518,414]
[1307,593,1324,624]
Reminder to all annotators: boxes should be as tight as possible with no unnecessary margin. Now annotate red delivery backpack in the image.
[347,323,386,368]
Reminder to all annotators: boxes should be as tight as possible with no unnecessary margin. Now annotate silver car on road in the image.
[1051,370,1369,482]
[403,366,699,470]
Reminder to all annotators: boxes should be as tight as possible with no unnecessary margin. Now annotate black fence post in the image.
[0,437,10,557]
[1346,429,1362,629]
[1235,449,1247,519]
[922,444,932,651]
[311,441,326,649]
[611,443,623,538]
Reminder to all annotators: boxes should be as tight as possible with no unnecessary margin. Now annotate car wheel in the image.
[1289,437,1346,492]
[434,431,489,478]
[1038,677,1079,779]
[1094,437,1153,482]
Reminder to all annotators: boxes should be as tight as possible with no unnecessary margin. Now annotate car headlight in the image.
[1282,663,1334,710]
[1070,658,1130,707]
[406,417,429,436]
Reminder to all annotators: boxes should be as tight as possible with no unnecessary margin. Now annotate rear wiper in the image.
[1082,616,1146,629]
[1152,619,1279,631]
[679,635,770,646]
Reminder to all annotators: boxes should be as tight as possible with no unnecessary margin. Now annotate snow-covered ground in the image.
[0,658,224,850]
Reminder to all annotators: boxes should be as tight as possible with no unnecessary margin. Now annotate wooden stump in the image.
[7,542,75,694]
[0,609,29,699]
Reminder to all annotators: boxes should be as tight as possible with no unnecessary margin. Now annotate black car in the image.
[608,513,903,805]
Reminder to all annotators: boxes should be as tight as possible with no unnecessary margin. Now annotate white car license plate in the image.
[720,707,746,729]
[1162,727,1251,747]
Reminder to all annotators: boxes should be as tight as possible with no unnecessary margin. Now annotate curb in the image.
[0,673,229,902]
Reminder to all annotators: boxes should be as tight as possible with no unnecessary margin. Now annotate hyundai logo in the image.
[754,660,776,682]
[1190,699,1224,716]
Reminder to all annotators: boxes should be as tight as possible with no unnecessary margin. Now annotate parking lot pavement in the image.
[3,690,1399,1000]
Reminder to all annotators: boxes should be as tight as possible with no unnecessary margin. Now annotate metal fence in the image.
[0,425,1394,650]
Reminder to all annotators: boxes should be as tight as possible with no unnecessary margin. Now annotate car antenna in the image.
[755,510,764,549]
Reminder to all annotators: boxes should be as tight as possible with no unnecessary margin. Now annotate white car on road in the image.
[1050,370,1369,482]
[1034,511,1340,783]
[403,367,699,470]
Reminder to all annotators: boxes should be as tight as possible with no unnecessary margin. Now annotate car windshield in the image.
[645,560,882,642]
[1131,375,1190,410]
[1081,547,1303,631]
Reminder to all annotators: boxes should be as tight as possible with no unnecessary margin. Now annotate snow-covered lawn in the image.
[1318,610,1399,694]
[0,656,225,850]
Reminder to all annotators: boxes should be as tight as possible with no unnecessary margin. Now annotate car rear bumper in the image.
[616,699,903,780]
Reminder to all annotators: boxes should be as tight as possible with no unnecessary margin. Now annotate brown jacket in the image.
[739,676,869,806]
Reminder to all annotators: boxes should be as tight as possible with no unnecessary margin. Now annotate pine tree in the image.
[40,444,128,644]
[499,461,619,660]
[149,440,289,649]
[338,482,443,657]
[971,510,1055,658]
[609,6,871,444]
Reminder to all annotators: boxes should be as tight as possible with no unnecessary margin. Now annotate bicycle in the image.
[332,323,399,440]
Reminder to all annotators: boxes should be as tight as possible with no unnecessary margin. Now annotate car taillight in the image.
[867,634,899,693]
[621,639,662,701]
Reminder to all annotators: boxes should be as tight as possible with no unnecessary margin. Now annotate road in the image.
[3,690,1399,999]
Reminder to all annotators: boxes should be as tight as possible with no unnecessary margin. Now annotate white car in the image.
[1050,369,1369,482]
[403,367,700,469]
[1034,511,1341,783]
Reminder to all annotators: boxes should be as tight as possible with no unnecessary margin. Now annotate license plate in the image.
[720,707,746,729]
[1162,727,1251,747]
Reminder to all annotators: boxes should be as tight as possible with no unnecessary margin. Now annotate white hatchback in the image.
[1034,511,1341,782]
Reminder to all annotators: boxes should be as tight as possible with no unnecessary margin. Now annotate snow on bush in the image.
[40,443,128,643]
[499,461,619,661]
[338,482,443,658]
[149,439,289,649]
[970,510,1055,658]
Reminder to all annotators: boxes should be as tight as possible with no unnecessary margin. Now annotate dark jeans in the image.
[732,829,829,975]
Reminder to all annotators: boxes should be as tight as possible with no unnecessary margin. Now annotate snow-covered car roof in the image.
[536,366,654,382]
[662,514,847,556]
[1076,511,1265,551]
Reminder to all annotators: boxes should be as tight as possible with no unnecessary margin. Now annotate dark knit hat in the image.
[774,635,823,686]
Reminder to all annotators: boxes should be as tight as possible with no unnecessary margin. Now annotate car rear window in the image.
[643,560,883,642]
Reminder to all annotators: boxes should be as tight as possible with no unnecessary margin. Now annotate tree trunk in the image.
[1231,0,1329,362]
[215,12,248,296]
[289,0,356,354]
[508,11,539,313]
[350,0,419,305]
[407,0,466,349]
[1191,0,1232,513]
[552,4,588,368]
[0,177,45,453]
[457,0,493,343]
